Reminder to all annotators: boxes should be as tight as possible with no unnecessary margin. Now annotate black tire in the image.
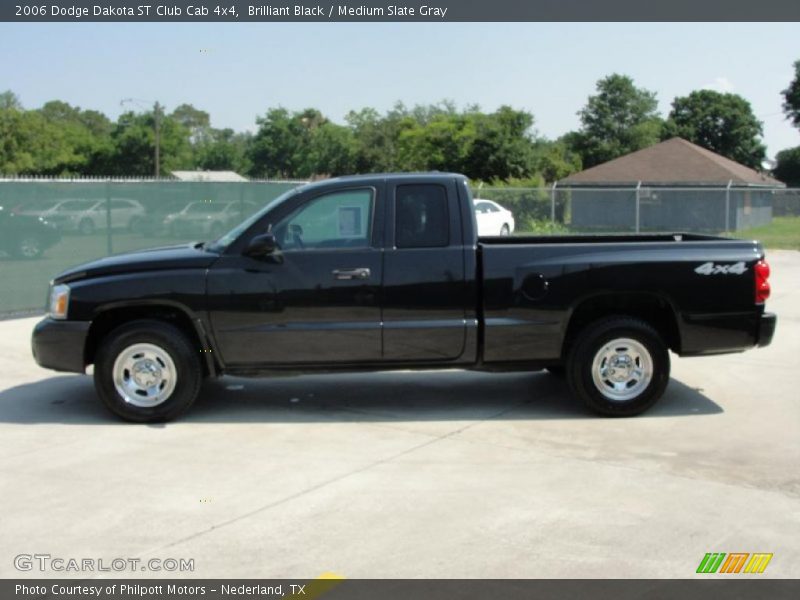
[94,320,203,422]
[500,224,511,236]
[545,365,566,377]
[566,316,670,417]
[12,235,43,259]
[79,218,95,235]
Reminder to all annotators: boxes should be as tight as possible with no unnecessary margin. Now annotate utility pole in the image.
[120,98,163,177]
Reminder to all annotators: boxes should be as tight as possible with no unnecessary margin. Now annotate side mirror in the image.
[244,232,279,258]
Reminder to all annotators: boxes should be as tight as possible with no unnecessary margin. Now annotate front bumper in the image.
[758,312,777,347]
[31,318,90,373]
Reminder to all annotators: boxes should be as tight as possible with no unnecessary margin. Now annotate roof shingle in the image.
[560,138,783,187]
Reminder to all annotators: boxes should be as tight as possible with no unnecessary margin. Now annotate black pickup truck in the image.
[32,173,776,422]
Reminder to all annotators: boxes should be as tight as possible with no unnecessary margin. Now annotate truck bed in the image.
[478,232,728,245]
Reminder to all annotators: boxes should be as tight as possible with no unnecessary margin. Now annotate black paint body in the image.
[31,173,776,376]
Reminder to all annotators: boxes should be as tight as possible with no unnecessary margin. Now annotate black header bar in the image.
[4,0,800,22]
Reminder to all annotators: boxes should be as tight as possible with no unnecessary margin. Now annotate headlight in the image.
[48,284,70,320]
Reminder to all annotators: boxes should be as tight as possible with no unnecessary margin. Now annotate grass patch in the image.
[737,216,800,250]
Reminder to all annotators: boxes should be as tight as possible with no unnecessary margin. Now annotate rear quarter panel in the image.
[480,239,765,362]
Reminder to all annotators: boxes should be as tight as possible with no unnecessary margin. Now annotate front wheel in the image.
[566,317,670,417]
[94,320,203,422]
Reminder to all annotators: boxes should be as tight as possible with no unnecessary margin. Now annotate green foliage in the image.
[516,217,570,235]
[569,74,663,168]
[782,59,800,130]
[0,106,85,175]
[0,90,23,110]
[773,146,800,186]
[249,107,357,178]
[194,128,252,174]
[532,139,582,182]
[664,90,766,168]
[107,110,193,176]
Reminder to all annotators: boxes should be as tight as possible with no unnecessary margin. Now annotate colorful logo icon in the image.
[697,553,773,574]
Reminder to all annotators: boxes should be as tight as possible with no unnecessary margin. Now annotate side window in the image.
[276,188,374,251]
[395,184,449,249]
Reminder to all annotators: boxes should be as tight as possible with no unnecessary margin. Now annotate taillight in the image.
[755,260,771,304]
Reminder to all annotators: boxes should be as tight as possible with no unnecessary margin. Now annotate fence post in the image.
[105,180,113,255]
[725,179,732,233]
[550,182,557,224]
[635,181,641,233]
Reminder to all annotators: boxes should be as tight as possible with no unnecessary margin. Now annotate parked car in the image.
[32,173,776,422]
[20,198,146,235]
[163,201,258,239]
[0,204,61,259]
[474,198,515,235]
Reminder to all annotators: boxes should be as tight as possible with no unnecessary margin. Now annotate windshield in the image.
[207,187,300,252]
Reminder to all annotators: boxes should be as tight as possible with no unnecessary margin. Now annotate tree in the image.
[773,146,800,186]
[37,100,114,174]
[0,108,80,175]
[462,106,538,181]
[664,90,766,168]
[570,74,662,168]
[171,103,211,143]
[194,128,252,173]
[108,109,192,176]
[532,139,582,183]
[782,59,800,130]
[0,90,22,110]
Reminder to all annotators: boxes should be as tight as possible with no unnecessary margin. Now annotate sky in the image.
[1,22,799,159]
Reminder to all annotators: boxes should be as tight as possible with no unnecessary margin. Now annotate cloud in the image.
[702,77,735,93]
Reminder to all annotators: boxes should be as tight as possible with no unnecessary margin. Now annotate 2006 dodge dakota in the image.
[32,173,777,422]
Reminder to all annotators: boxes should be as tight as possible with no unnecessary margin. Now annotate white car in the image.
[163,201,258,238]
[473,199,515,236]
[20,198,146,235]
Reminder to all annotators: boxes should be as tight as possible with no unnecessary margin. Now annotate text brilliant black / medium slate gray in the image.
[31,173,776,422]
[5,0,800,22]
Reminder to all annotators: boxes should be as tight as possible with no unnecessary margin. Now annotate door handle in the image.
[333,268,371,280]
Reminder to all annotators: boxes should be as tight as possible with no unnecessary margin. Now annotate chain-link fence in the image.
[474,185,797,234]
[2,180,798,315]
[0,178,302,315]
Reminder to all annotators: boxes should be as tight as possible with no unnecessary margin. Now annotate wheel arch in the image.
[84,302,218,376]
[561,292,681,359]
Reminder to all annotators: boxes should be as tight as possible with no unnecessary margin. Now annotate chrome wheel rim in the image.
[112,343,177,407]
[591,338,653,402]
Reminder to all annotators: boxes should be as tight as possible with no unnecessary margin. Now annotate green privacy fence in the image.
[1,178,794,315]
[0,179,303,315]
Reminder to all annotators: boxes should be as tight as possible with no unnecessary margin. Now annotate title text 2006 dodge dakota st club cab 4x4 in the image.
[32,173,776,422]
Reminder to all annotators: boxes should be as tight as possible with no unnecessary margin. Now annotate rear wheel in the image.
[566,316,669,417]
[94,320,203,422]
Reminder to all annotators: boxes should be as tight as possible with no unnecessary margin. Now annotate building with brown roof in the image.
[559,138,783,231]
